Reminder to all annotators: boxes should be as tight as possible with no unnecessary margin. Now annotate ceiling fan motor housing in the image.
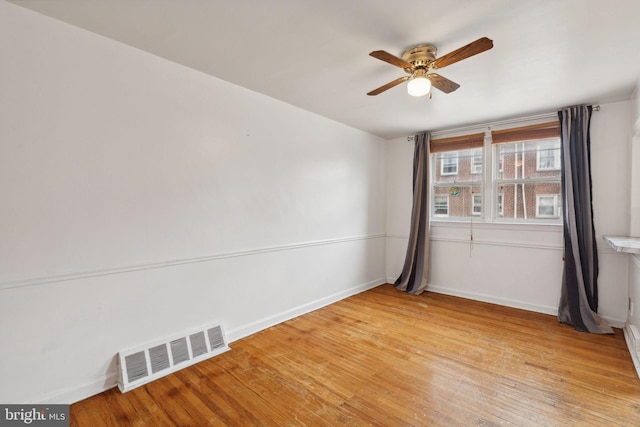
[402,44,437,71]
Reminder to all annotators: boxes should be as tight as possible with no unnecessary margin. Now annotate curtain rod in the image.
[406,105,600,141]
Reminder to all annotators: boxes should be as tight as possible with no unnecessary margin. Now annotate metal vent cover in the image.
[118,323,230,393]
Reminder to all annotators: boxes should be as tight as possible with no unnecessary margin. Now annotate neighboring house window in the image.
[472,194,482,216]
[536,194,560,218]
[434,195,449,216]
[537,141,561,170]
[441,152,458,175]
[471,148,483,174]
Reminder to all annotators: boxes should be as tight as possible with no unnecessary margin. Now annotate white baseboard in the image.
[425,284,559,316]
[624,324,640,379]
[42,277,385,404]
[226,278,385,343]
[385,280,628,329]
[37,373,119,405]
[387,278,556,316]
[602,316,627,329]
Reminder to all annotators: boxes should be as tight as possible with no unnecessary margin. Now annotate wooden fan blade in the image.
[369,50,413,69]
[427,73,460,94]
[432,37,493,69]
[367,76,410,96]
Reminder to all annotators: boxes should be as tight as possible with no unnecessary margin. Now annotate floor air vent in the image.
[117,323,230,393]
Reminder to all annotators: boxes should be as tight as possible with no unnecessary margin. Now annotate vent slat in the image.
[208,326,225,350]
[190,332,208,358]
[170,337,190,365]
[149,344,170,374]
[125,351,148,382]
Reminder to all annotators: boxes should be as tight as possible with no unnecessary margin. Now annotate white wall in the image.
[629,255,640,374]
[590,100,632,322]
[0,2,386,404]
[386,100,633,325]
[631,81,640,237]
[626,80,640,375]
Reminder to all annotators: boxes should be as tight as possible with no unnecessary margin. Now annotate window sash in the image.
[492,136,561,222]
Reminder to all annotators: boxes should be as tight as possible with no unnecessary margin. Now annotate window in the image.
[441,152,458,175]
[536,194,560,218]
[428,121,562,223]
[537,141,561,170]
[430,132,484,219]
[434,195,449,216]
[471,148,483,174]
[494,139,561,220]
[472,194,482,216]
[492,121,561,222]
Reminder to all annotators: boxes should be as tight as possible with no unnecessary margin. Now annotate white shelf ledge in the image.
[603,236,640,254]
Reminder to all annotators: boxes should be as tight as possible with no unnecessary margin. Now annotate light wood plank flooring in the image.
[71,284,640,426]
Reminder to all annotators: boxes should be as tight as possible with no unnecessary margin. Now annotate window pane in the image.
[495,139,561,180]
[433,186,482,218]
[497,182,561,219]
[434,149,483,184]
[494,137,562,223]
[432,147,483,219]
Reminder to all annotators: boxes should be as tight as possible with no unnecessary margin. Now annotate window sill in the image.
[430,219,562,232]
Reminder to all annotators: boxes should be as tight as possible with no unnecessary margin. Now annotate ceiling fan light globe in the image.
[407,76,431,97]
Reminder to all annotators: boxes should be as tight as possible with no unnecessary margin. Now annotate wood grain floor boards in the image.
[70,284,640,426]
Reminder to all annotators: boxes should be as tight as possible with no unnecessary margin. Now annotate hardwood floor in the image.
[70,284,640,426]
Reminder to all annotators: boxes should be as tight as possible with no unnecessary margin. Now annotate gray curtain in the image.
[557,106,612,334]
[395,132,430,295]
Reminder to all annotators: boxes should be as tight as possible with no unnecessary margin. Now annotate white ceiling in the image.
[10,0,640,139]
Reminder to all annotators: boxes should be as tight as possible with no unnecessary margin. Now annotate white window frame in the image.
[536,141,561,171]
[536,194,560,218]
[434,195,449,217]
[440,152,458,176]
[472,194,482,216]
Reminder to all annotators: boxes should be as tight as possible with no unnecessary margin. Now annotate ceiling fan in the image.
[367,37,493,98]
